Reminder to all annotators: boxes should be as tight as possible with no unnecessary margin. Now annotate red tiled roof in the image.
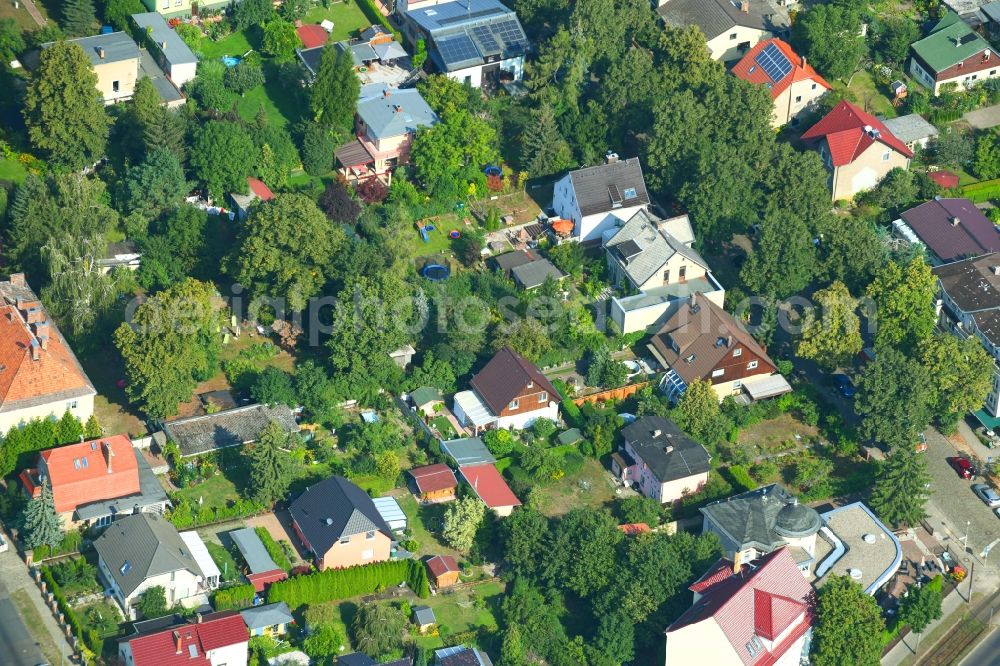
[469,347,560,416]
[668,548,813,666]
[929,170,960,189]
[125,612,248,666]
[618,523,652,536]
[460,464,521,509]
[409,464,458,493]
[296,24,329,49]
[689,558,736,594]
[801,100,913,167]
[426,554,459,578]
[30,436,140,514]
[731,38,831,100]
[247,177,275,202]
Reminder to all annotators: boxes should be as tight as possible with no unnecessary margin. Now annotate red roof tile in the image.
[426,554,459,578]
[929,170,960,189]
[31,436,140,514]
[469,347,560,416]
[618,523,652,535]
[296,24,329,49]
[247,177,275,201]
[731,38,831,100]
[409,464,458,493]
[460,464,521,509]
[801,100,913,167]
[125,612,248,666]
[753,589,807,641]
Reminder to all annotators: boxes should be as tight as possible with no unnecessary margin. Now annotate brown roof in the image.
[469,347,560,415]
[408,464,458,493]
[647,294,775,385]
[426,554,458,578]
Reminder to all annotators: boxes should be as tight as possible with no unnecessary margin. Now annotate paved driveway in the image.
[0,597,45,666]
[965,104,1000,130]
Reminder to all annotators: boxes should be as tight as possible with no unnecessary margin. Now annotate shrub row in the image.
[963,178,1000,204]
[40,565,99,661]
[166,497,266,529]
[33,529,83,560]
[930,108,962,125]
[212,583,257,610]
[356,0,402,42]
[255,527,293,572]
[726,465,756,492]
[267,559,429,607]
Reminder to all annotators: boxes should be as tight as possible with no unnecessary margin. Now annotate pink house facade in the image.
[611,416,710,504]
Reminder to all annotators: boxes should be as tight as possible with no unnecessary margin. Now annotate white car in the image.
[973,483,1000,508]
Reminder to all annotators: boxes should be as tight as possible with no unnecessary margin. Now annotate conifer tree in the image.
[521,104,573,177]
[22,477,62,551]
[62,0,98,37]
[310,45,359,131]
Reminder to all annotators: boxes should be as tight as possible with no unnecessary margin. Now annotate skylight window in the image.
[120,561,131,575]
[623,187,637,199]
[746,635,764,657]
[425,8,437,15]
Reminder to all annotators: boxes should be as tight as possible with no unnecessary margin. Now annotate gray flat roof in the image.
[131,12,198,65]
[229,527,281,575]
[138,48,183,104]
[49,32,139,67]
[441,436,495,467]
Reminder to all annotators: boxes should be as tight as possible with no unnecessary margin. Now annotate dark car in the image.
[832,373,856,398]
[950,456,973,479]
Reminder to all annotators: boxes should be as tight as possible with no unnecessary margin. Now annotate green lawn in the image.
[430,416,456,440]
[410,214,470,257]
[413,581,505,649]
[197,30,255,61]
[206,541,241,582]
[397,494,463,559]
[303,2,373,42]
[0,157,28,184]
[168,473,242,512]
[0,0,48,31]
[831,70,897,118]
[76,600,123,640]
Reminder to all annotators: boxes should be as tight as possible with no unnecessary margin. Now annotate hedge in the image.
[255,527,293,572]
[33,529,83,560]
[356,0,402,42]
[212,583,257,610]
[267,559,429,607]
[930,109,962,125]
[40,565,97,662]
[166,497,266,529]
[727,465,756,492]
[962,178,1000,203]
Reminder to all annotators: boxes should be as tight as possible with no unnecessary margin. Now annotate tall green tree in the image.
[311,45,359,131]
[866,257,937,351]
[411,110,500,199]
[136,586,169,619]
[144,106,188,164]
[791,3,866,80]
[919,333,993,430]
[261,19,298,61]
[40,234,124,340]
[815,214,886,295]
[243,421,293,505]
[442,496,486,552]
[351,603,406,660]
[541,508,622,597]
[62,0,97,37]
[190,120,257,199]
[520,104,573,177]
[103,0,144,30]
[118,148,189,216]
[899,577,943,634]
[796,282,863,371]
[740,209,817,299]
[674,378,725,444]
[812,576,885,666]
[855,347,932,450]
[233,0,273,30]
[23,41,110,169]
[0,18,25,63]
[21,477,62,550]
[870,447,931,528]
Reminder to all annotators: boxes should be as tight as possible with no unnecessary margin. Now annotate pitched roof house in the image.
[458,463,521,516]
[118,610,249,666]
[664,548,813,666]
[731,38,831,127]
[657,0,793,63]
[894,197,1000,264]
[241,601,294,638]
[94,513,216,619]
[290,476,393,570]
[510,258,566,290]
[36,31,140,104]
[910,12,1000,95]
[612,416,711,504]
[647,294,790,403]
[701,484,823,575]
[131,12,198,88]
[0,274,96,434]
[552,155,651,243]
[231,177,275,220]
[452,347,560,432]
[426,554,460,588]
[162,403,299,458]
[801,100,913,201]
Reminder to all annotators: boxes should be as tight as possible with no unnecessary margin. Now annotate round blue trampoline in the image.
[421,264,450,281]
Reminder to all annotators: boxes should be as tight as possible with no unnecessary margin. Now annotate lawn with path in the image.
[412,580,505,650]
[830,70,897,118]
[303,2,372,42]
[530,456,618,517]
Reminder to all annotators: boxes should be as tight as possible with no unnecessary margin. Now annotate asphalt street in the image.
[0,597,46,666]
[960,625,1000,666]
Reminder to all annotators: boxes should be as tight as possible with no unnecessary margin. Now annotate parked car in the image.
[950,456,973,479]
[832,373,856,398]
[974,484,1000,508]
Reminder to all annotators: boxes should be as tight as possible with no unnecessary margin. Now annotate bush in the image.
[255,527,293,572]
[355,0,402,40]
[167,497,266,529]
[33,529,83,560]
[41,566,97,660]
[213,583,257,610]
[267,560,429,606]
[727,464,756,492]
[561,399,582,428]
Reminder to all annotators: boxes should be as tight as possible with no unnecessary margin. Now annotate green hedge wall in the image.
[267,559,429,607]
[212,583,257,610]
[963,178,1000,203]
[255,527,293,572]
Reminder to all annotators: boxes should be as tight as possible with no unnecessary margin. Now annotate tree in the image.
[119,148,189,216]
[520,104,573,176]
[935,130,974,169]
[491,318,552,362]
[21,477,62,550]
[351,603,406,660]
[23,41,109,169]
[899,577,943,634]
[61,0,97,37]
[319,180,362,223]
[230,194,347,310]
[615,495,661,526]
[870,447,931,527]
[674,379,724,444]
[866,257,937,351]
[224,60,265,95]
[796,282,862,371]
[542,508,622,597]
[103,0,143,30]
[920,333,993,429]
[586,346,628,388]
[299,121,338,175]
[875,16,920,65]
[144,106,187,164]
[262,19,299,60]
[311,45,359,130]
[190,121,257,199]
[251,367,296,407]
[278,0,311,21]
[975,129,1000,180]
[412,38,428,69]
[40,235,123,340]
[483,429,516,457]
[815,214,885,295]
[503,508,549,579]
[234,0,273,30]
[442,496,487,552]
[0,18,26,63]
[138,206,208,290]
[740,209,816,299]
[136,586,169,619]
[791,3,865,80]
[244,421,293,505]
[812,576,885,666]
[501,624,528,666]
[411,111,500,199]
[855,347,932,450]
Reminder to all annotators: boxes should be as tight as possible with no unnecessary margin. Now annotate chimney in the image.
[992,265,1000,276]
[801,55,806,68]
[383,88,391,98]
[30,339,40,362]
[605,151,619,164]
[160,41,167,49]
[394,104,403,113]
[173,630,182,654]
[33,321,49,343]
[97,46,105,59]
[9,273,25,287]
[196,612,203,624]
[952,216,961,226]
[665,445,674,454]
[103,440,115,474]
[652,429,663,438]
[740,0,750,12]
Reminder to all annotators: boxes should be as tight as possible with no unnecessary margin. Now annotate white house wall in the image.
[496,401,559,430]
[0,393,94,435]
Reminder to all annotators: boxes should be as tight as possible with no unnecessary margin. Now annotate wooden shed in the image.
[426,554,461,589]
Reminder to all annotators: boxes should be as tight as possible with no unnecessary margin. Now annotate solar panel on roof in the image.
[436,33,482,66]
[754,43,792,84]
[493,19,526,47]
[960,32,978,45]
[472,25,501,55]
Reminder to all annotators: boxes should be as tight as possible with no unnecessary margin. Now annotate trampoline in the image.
[449,230,461,239]
[421,264,451,281]
[484,165,502,177]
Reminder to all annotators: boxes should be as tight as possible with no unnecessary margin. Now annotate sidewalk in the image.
[0,544,74,664]
[882,589,968,665]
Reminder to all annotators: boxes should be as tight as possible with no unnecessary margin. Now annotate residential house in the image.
[413,605,437,634]
[552,155,651,243]
[731,38,831,127]
[0,274,96,434]
[910,12,1000,95]
[131,12,198,88]
[510,258,565,290]
[408,463,458,502]
[664,548,812,666]
[882,113,940,151]
[813,502,902,595]
[41,32,139,104]
[893,197,1000,264]
[656,0,794,63]
[647,294,791,403]
[94,513,217,619]
[434,646,494,666]
[390,344,417,369]
[290,475,394,570]
[99,240,142,274]
[335,86,438,183]
[801,100,913,201]
[701,484,823,576]
[932,253,1000,425]
[139,0,229,20]
[491,249,542,278]
[611,416,711,504]
[19,435,169,528]
[118,610,249,666]
[373,496,408,532]
[459,463,521,516]
[399,0,527,88]
[604,210,725,334]
[230,528,288,592]
[161,403,299,458]
[298,26,411,88]
[231,177,276,221]
[452,346,560,432]
[426,554,460,588]
[241,602,294,638]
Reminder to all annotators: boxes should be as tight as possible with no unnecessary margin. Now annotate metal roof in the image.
[179,531,221,580]
[230,527,281,575]
[131,13,198,65]
[510,258,565,289]
[372,496,407,528]
[240,602,293,630]
[47,31,139,67]
[440,435,495,466]
[880,114,940,145]
[357,88,438,140]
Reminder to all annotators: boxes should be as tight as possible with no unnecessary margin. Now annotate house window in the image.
[339,536,350,545]
[662,269,670,284]
[795,95,802,103]
[161,0,168,7]
[733,348,742,357]
[882,150,891,161]
[113,80,120,93]
[538,392,548,403]
[509,399,519,410]
[747,360,759,370]
[94,514,112,528]
[811,83,817,90]
[679,266,687,281]
[712,368,724,377]
[992,70,997,76]
[730,32,737,40]
[527,381,533,388]
[67,400,78,410]
[366,530,375,540]
[175,0,182,4]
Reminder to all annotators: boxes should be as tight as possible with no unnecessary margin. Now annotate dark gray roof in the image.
[973,309,1000,347]
[48,31,138,67]
[131,12,198,65]
[933,252,1000,314]
[230,527,280,575]
[700,484,822,554]
[336,40,379,66]
[240,602,293,630]
[510,258,565,289]
[162,403,298,457]
[440,437,495,467]
[605,210,707,288]
[290,476,392,557]
[138,48,184,105]
[413,605,436,625]
[620,416,711,483]
[94,513,203,598]
[75,449,169,521]
[567,158,650,218]
[297,46,324,78]
[657,0,791,40]
[491,249,540,277]
[900,198,1000,263]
